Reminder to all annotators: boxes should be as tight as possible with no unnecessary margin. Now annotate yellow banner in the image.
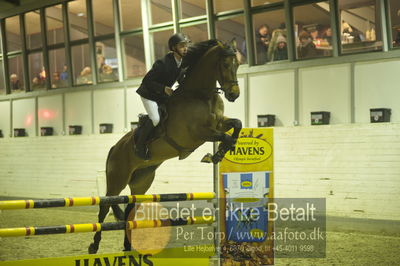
[0,249,212,266]
[219,128,274,265]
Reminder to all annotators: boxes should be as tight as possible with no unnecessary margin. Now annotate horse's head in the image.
[217,40,240,102]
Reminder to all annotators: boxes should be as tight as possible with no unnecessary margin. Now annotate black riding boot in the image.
[135,119,154,160]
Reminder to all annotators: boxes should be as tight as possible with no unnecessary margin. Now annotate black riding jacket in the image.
[136,53,182,104]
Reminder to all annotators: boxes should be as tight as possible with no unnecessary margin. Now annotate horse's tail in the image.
[105,146,125,221]
[105,145,114,178]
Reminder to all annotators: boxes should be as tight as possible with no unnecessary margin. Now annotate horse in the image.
[88,39,242,254]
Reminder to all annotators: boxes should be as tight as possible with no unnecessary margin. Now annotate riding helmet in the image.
[168,33,190,51]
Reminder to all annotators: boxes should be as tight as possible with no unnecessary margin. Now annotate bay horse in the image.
[88,39,242,254]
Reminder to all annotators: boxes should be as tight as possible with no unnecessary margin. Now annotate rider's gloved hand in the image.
[164,87,173,96]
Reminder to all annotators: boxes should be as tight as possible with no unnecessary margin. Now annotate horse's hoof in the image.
[88,243,98,254]
[211,154,222,164]
[201,153,213,163]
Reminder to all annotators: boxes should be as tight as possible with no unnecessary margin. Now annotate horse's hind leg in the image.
[88,204,110,254]
[89,167,131,254]
[123,163,161,251]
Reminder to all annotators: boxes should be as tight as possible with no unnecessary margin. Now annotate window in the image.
[214,0,242,13]
[25,10,42,50]
[72,44,92,85]
[293,2,332,60]
[388,0,400,48]
[338,0,382,54]
[96,39,119,83]
[49,49,67,89]
[46,5,64,45]
[181,23,208,43]
[150,0,172,25]
[123,35,146,79]
[6,16,22,52]
[251,0,283,7]
[120,0,142,31]
[93,0,115,36]
[9,55,24,92]
[252,9,287,64]
[29,52,46,91]
[68,0,88,41]
[216,16,246,63]
[152,29,174,61]
[180,0,206,19]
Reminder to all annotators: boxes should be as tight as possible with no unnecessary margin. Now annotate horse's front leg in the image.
[201,117,242,164]
[213,118,242,163]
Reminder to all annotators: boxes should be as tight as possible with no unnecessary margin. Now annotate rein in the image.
[217,56,238,93]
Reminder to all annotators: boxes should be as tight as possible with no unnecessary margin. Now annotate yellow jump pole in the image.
[0,216,215,237]
[0,192,215,210]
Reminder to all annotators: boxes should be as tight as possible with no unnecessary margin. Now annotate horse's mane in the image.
[181,39,219,74]
[181,39,236,75]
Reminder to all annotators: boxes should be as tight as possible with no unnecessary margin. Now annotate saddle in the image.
[133,105,194,160]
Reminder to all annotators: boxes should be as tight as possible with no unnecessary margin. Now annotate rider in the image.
[135,33,190,160]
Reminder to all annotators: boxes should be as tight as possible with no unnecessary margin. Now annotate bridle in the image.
[217,55,238,93]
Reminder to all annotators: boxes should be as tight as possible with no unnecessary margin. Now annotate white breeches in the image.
[141,97,160,127]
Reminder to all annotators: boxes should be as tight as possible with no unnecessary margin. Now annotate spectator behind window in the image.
[241,24,271,64]
[297,31,319,59]
[255,24,271,64]
[395,27,400,46]
[97,55,106,74]
[273,35,288,61]
[32,77,43,89]
[341,20,363,43]
[76,66,93,85]
[60,65,68,81]
[267,29,288,62]
[99,64,117,82]
[321,27,333,46]
[309,28,319,41]
[39,66,46,81]
[51,72,61,89]
[10,74,21,91]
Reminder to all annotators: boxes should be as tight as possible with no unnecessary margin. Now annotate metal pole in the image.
[62,1,73,88]
[384,0,393,48]
[0,18,10,94]
[172,0,180,33]
[19,14,30,92]
[40,8,51,90]
[284,0,295,61]
[0,192,216,210]
[206,0,216,39]
[0,216,215,237]
[329,0,340,57]
[113,0,124,82]
[243,0,254,66]
[86,0,98,85]
[378,0,389,51]
[141,0,153,70]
